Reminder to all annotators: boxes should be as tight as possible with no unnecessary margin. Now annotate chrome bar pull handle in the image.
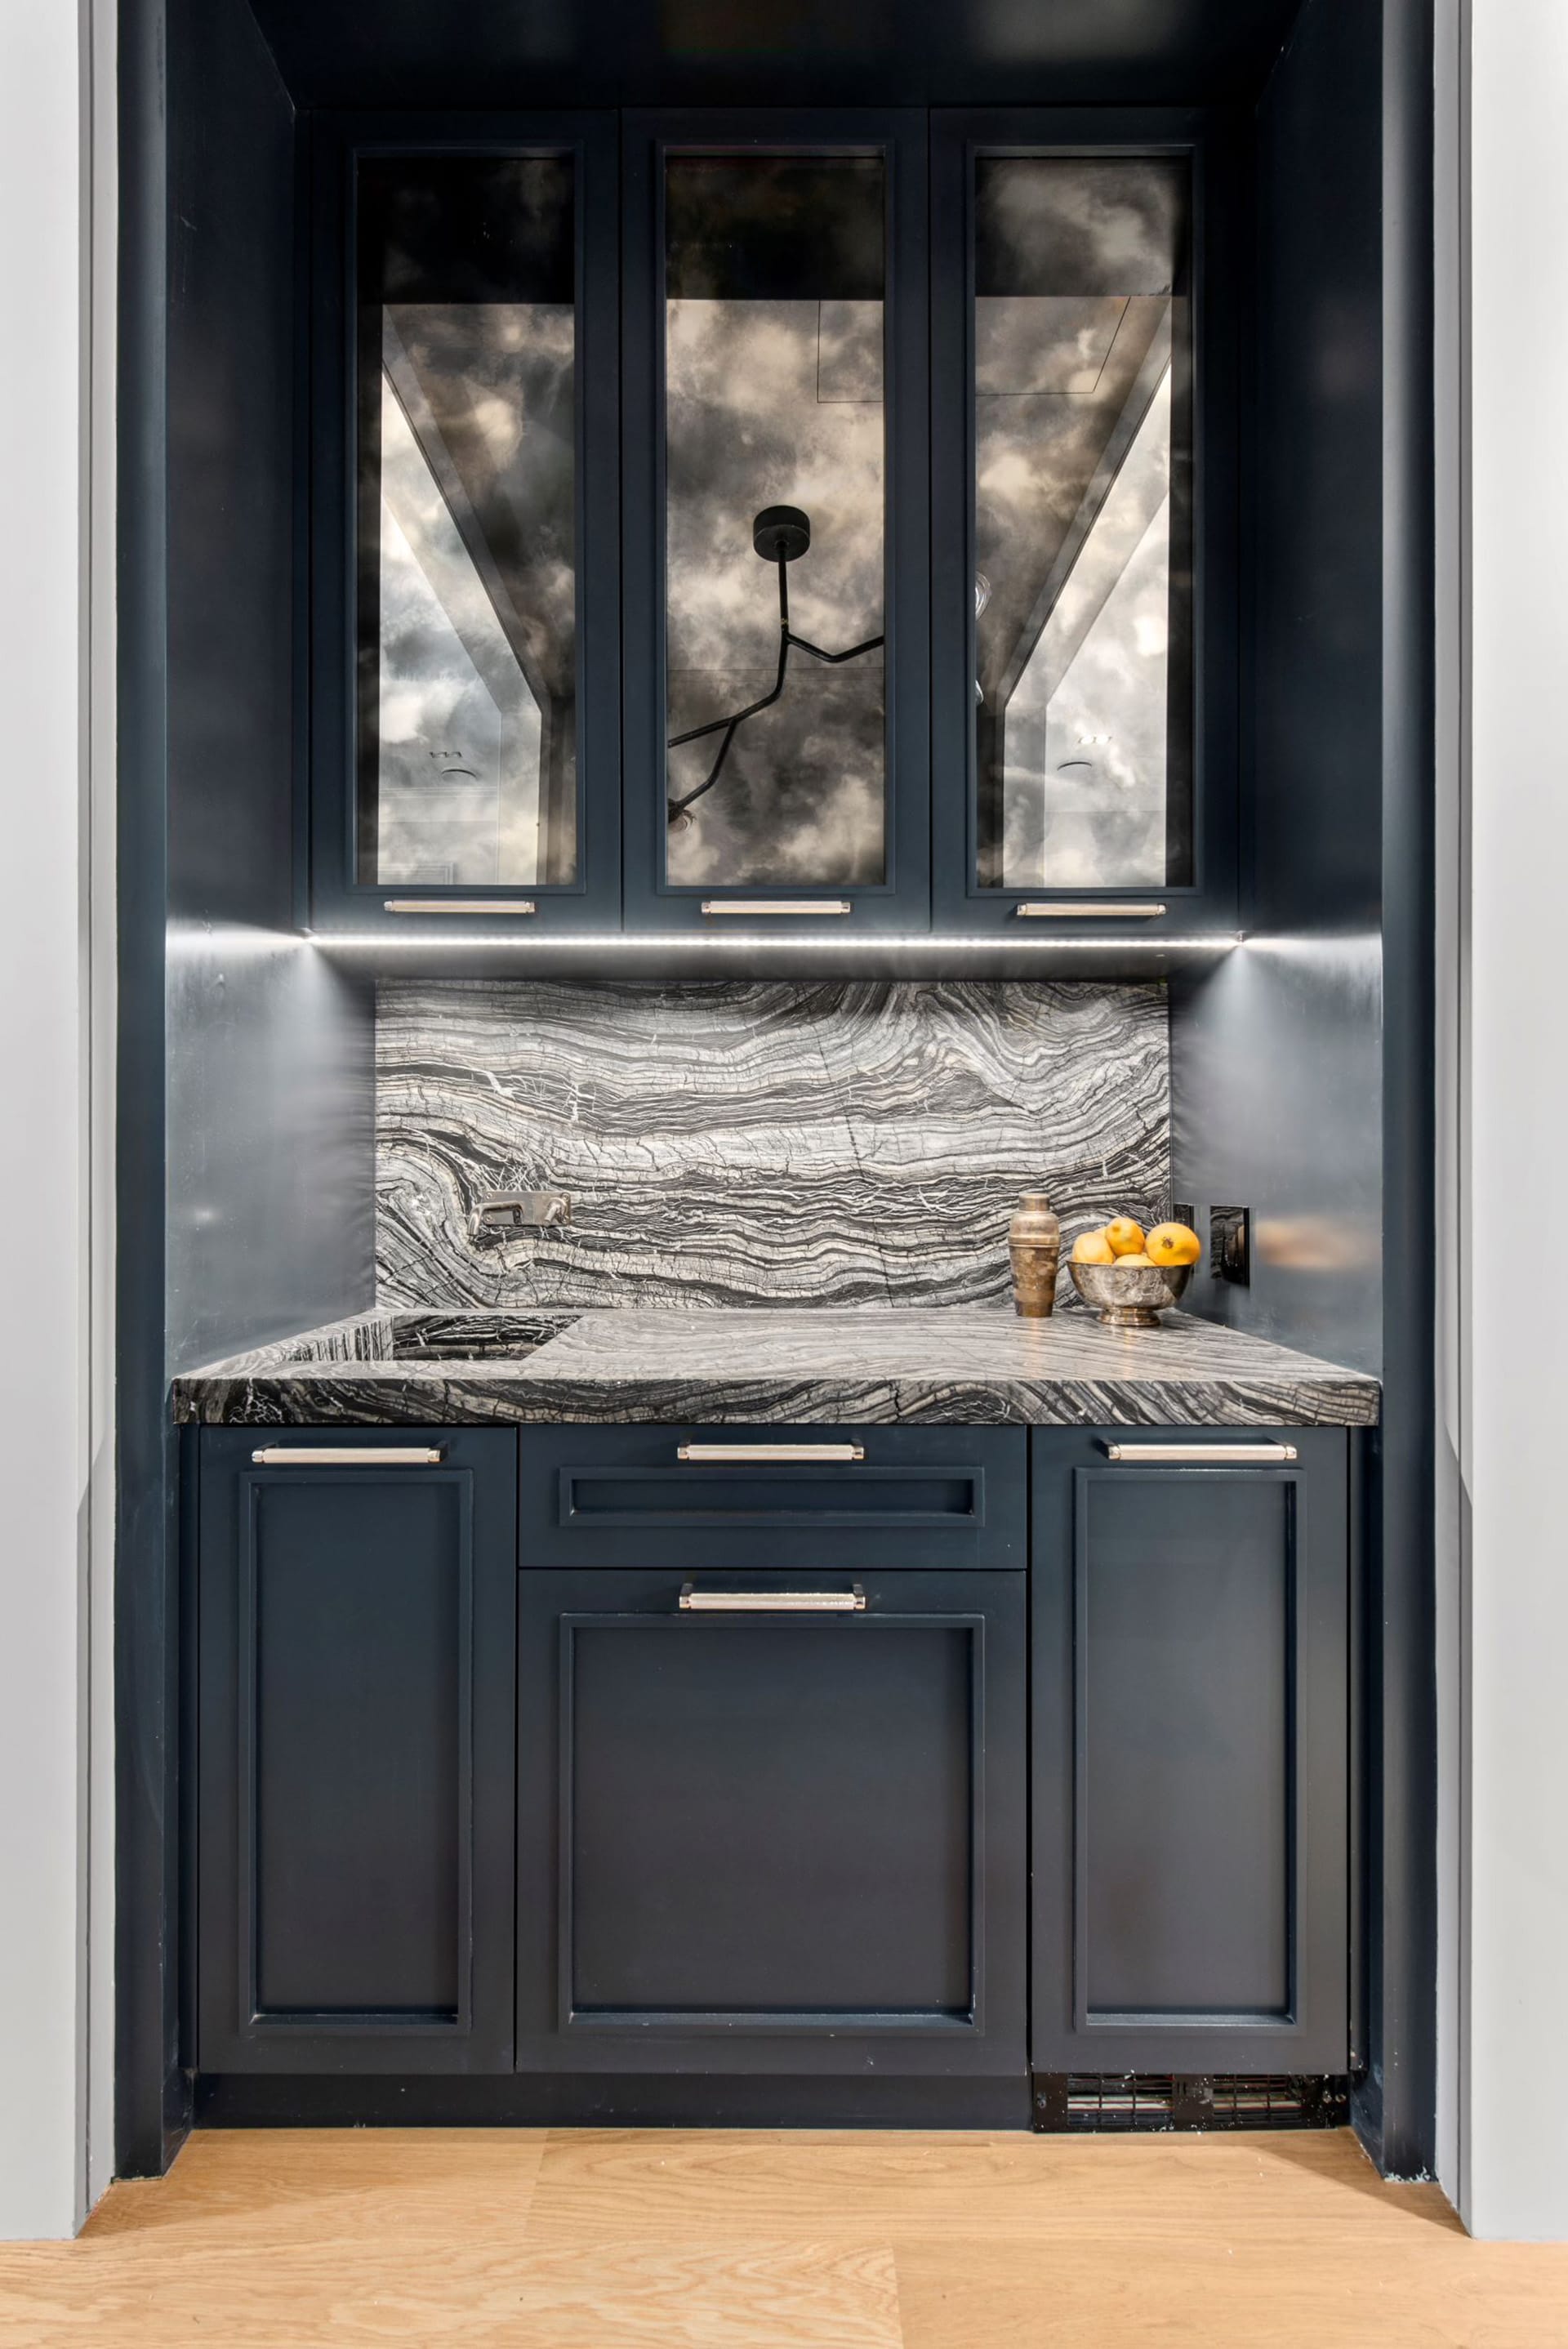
[382,899,537,915]
[1015,901,1167,920]
[679,1585,866,1614]
[676,1442,866,1464]
[250,1446,447,1467]
[699,899,853,916]
[1099,1440,1299,1464]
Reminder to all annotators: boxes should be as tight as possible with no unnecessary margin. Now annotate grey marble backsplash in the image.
[376,978,1169,1309]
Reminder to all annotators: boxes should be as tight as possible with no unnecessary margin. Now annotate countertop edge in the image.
[172,1367,1379,1430]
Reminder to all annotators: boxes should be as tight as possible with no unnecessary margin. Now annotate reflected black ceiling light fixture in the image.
[666,506,884,824]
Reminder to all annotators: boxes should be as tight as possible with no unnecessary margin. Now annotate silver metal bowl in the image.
[1069,1259,1193,1331]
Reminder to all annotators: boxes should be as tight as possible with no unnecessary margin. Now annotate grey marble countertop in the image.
[172,1305,1380,1429]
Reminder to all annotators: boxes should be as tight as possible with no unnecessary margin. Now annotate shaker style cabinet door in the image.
[620,111,932,934]
[1031,1427,1350,2076]
[930,111,1241,939]
[514,1567,1027,2076]
[309,114,621,937]
[195,1428,519,2073]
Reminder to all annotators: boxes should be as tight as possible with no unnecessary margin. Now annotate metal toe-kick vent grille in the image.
[1033,2075,1349,2133]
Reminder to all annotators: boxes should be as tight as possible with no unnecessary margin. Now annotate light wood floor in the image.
[2,2126,1567,2347]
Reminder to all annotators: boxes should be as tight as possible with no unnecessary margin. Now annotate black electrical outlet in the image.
[1210,1206,1250,1285]
[1171,1201,1196,1233]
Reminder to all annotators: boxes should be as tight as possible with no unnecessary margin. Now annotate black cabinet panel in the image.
[516,1567,1027,2074]
[252,1478,466,2017]
[1031,1428,1349,2075]
[196,1428,518,2072]
[570,1614,972,2016]
[1081,1475,1291,2018]
[519,1424,1027,1572]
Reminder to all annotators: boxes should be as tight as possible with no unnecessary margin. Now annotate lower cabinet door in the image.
[196,1428,519,2073]
[516,1568,1027,2076]
[1031,1428,1351,2078]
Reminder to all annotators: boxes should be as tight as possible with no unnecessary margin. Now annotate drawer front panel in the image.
[519,1425,1026,1571]
[516,1567,1027,2075]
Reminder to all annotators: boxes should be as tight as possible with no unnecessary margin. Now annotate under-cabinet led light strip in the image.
[305,930,1243,953]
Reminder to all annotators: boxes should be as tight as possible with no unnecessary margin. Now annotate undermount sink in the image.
[386,1311,577,1362]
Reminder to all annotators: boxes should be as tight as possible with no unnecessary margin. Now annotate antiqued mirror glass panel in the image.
[357,156,578,888]
[973,157,1193,891]
[663,154,887,889]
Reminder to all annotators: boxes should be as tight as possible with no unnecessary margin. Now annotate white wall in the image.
[1460,0,1568,2244]
[0,0,114,2240]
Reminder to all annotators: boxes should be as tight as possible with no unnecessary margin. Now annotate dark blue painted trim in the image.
[193,2069,1033,2128]
[1359,0,1437,2178]
[116,0,188,2182]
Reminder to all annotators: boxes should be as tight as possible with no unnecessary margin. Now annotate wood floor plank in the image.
[523,2124,1457,2247]
[0,2234,902,2348]
[82,2127,550,2246]
[893,2230,1568,2349]
[2,2125,1567,2349]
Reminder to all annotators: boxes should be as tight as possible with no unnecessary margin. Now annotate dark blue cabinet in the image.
[195,1428,519,2072]
[191,1415,1352,2102]
[1030,1428,1350,2078]
[514,1565,1027,2078]
[514,1423,1027,2077]
[517,1422,1027,1571]
[929,110,1240,942]
[303,109,1239,955]
[308,115,623,940]
[619,111,933,936]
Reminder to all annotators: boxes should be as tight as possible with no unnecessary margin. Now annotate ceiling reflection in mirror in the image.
[663,155,888,889]
[973,156,1193,892]
[357,157,579,888]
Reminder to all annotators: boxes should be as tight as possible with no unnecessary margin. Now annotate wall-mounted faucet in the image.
[470,1192,572,1245]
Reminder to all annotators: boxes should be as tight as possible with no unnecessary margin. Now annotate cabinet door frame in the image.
[195,1426,519,2074]
[620,107,933,934]
[930,107,1241,940]
[515,1566,1027,2075]
[1031,1427,1349,2076]
[308,110,622,938]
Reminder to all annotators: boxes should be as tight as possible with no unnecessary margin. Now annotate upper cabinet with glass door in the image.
[309,112,1234,954]
[931,115,1238,936]
[621,114,931,933]
[310,120,620,935]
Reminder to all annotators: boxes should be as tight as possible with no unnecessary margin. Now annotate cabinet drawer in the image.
[516,1566,1027,2075]
[518,1425,1026,1571]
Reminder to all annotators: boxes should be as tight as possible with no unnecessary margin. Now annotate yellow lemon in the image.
[1114,1251,1152,1268]
[1071,1229,1116,1265]
[1104,1217,1147,1257]
[1147,1221,1202,1268]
